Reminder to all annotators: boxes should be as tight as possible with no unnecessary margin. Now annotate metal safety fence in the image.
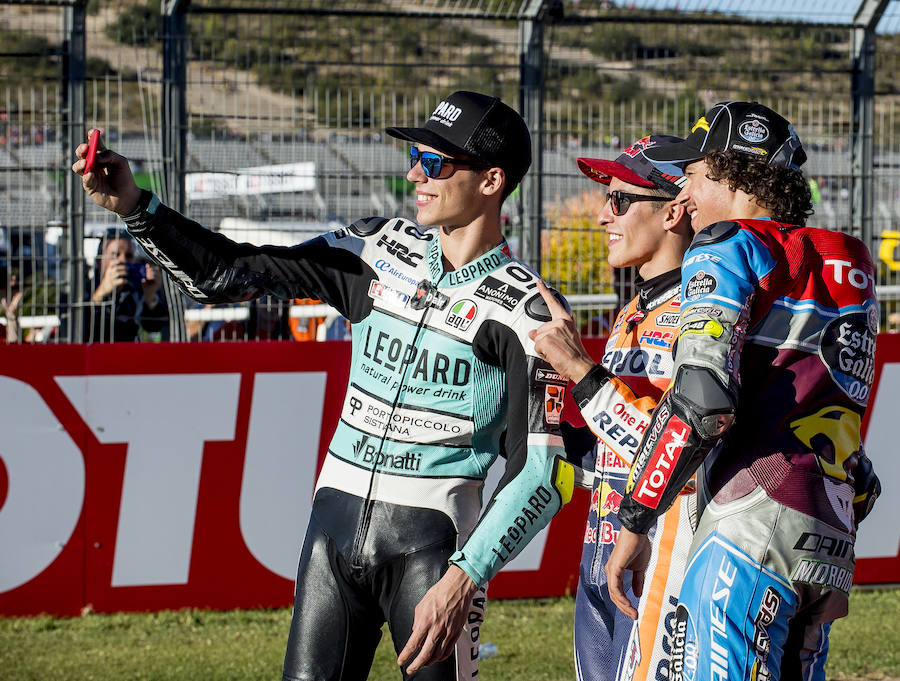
[1,0,899,342]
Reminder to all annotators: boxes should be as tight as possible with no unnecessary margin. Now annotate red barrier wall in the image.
[0,336,897,616]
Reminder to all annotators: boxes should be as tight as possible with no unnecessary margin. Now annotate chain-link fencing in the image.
[1,0,899,341]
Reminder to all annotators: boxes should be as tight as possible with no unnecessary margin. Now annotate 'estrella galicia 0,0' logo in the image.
[685,271,717,299]
[739,119,769,143]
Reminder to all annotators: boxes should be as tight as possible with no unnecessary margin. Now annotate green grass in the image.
[828,589,900,678]
[1,591,898,680]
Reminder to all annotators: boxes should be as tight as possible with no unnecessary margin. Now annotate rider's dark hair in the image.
[704,150,813,226]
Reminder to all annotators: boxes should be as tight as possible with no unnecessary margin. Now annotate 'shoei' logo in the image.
[739,119,769,143]
[656,311,681,328]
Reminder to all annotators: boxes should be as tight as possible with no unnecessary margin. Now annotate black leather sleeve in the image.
[571,363,613,409]
[124,198,379,322]
[619,365,737,534]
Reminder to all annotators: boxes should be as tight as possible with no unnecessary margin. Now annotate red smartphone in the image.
[84,129,100,174]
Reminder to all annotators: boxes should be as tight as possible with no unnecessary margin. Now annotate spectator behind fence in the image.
[186,297,293,342]
[85,228,169,342]
[1,271,22,343]
[289,298,351,341]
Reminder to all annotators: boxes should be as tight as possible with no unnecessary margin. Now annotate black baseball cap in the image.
[642,101,807,170]
[385,90,532,188]
[577,135,687,197]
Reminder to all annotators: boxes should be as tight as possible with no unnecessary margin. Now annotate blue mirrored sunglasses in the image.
[409,146,485,179]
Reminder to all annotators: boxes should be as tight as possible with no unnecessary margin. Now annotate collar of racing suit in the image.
[425,235,514,286]
[626,267,681,332]
[636,268,681,309]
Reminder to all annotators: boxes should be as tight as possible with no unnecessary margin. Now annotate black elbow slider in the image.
[618,367,737,534]
[670,364,737,442]
[697,411,735,441]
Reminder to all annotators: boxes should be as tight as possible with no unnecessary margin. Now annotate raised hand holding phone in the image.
[84,129,100,174]
[75,130,143,216]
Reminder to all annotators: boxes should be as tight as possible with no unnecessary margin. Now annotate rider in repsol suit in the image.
[531,136,696,681]
[606,102,881,681]
[74,91,576,681]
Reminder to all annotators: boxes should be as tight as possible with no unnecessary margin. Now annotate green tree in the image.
[104,1,161,47]
[542,190,612,297]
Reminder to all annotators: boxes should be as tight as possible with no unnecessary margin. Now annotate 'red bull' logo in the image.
[591,481,624,517]
[600,488,624,517]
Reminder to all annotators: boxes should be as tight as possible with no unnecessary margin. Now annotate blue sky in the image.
[616,0,900,32]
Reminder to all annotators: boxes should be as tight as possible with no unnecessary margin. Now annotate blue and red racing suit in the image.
[619,219,879,681]
[571,269,695,681]
[121,191,575,681]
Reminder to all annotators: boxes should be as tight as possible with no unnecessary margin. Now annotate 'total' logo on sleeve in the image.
[631,415,690,509]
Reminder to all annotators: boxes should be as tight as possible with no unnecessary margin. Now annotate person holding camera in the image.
[1,271,22,343]
[86,228,168,342]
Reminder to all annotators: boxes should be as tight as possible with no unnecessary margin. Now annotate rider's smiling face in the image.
[679,159,743,233]
[599,178,672,271]
[407,144,492,230]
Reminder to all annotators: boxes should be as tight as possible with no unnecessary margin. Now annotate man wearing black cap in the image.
[605,102,881,680]
[74,91,576,681]
[529,135,695,681]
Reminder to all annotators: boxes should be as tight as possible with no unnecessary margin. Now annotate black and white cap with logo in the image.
[642,101,807,170]
[385,90,532,188]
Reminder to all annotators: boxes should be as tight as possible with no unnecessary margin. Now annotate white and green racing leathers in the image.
[122,192,575,680]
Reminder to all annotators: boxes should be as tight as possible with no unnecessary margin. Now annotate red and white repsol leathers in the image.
[571,269,696,681]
